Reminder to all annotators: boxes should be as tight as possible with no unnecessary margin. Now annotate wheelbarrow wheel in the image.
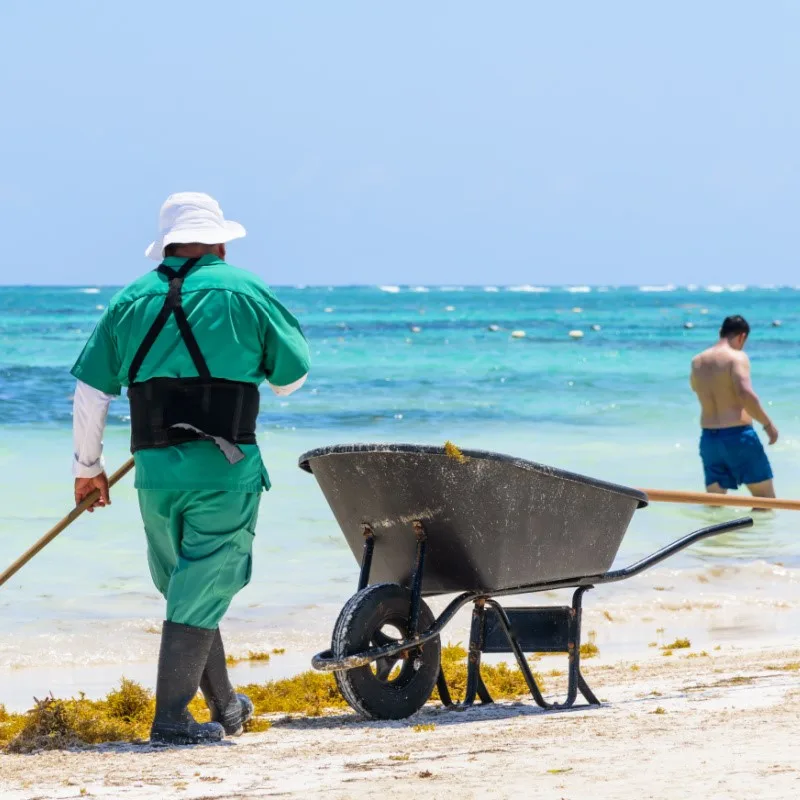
[332,582,440,720]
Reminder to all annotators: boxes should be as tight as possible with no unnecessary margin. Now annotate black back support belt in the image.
[126,258,260,462]
[128,377,260,455]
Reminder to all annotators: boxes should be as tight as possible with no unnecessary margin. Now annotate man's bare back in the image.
[691,343,755,429]
[690,316,777,497]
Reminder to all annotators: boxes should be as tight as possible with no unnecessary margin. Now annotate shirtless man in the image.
[690,315,777,497]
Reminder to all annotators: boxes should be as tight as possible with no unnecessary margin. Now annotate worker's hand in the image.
[74,473,110,512]
[764,422,779,445]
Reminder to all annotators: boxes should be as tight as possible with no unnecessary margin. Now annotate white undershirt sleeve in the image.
[269,373,308,396]
[72,380,114,478]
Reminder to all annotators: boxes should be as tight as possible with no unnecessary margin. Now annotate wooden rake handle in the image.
[0,458,135,588]
[639,487,800,512]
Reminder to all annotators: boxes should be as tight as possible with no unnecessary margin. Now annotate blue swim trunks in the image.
[699,426,773,490]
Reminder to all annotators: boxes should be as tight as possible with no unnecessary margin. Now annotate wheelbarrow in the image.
[299,444,752,720]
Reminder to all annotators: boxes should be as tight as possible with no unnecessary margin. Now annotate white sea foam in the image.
[80,288,100,294]
[410,286,430,293]
[508,285,550,293]
[566,286,591,293]
[440,286,465,292]
[483,286,500,292]
[379,285,401,293]
[727,284,747,292]
[705,285,725,293]
[639,284,676,293]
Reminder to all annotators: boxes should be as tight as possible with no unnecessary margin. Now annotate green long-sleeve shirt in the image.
[71,255,310,492]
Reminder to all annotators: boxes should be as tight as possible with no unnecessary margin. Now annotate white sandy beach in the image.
[2,644,798,800]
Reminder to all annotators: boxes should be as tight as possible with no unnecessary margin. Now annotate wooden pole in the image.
[0,458,135,588]
[639,487,800,512]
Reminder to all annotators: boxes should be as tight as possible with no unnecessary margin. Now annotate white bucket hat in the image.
[145,192,246,261]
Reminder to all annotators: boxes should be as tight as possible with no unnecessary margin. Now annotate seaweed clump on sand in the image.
[237,671,347,717]
[226,650,272,667]
[765,662,800,672]
[1,645,545,752]
[443,441,468,463]
[431,643,544,702]
[2,679,154,753]
[0,674,345,752]
[238,644,542,718]
[662,637,691,651]
[579,631,600,659]
[0,704,27,750]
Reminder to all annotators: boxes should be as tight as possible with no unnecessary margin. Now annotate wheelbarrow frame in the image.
[312,515,753,712]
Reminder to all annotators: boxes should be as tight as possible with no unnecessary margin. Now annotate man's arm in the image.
[73,380,114,510]
[70,307,122,509]
[270,373,308,396]
[731,354,778,443]
[261,295,310,396]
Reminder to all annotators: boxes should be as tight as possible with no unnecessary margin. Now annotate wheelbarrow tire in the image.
[332,582,440,720]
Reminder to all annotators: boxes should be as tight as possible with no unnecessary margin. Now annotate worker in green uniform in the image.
[70,192,310,744]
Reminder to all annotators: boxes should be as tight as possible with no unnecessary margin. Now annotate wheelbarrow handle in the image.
[597,516,753,585]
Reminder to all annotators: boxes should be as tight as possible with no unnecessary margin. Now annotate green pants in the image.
[137,489,260,629]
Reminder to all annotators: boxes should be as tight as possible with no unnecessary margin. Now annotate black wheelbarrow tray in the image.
[299,444,752,720]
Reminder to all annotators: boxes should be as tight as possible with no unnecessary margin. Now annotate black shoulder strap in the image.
[128,258,212,384]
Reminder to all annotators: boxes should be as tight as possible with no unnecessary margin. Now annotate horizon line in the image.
[0,282,787,291]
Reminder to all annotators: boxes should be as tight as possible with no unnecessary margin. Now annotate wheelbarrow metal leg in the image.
[452,598,490,709]
[484,598,550,708]
[570,586,600,706]
[436,669,452,707]
[437,598,494,710]
[408,521,429,637]
[462,598,490,707]
[476,674,493,705]
[479,589,599,710]
[578,673,600,705]
[357,525,375,591]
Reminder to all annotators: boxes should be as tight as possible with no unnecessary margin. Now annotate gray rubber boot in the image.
[150,621,226,745]
[200,629,254,736]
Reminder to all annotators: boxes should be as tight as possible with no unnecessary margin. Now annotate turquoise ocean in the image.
[1,283,798,709]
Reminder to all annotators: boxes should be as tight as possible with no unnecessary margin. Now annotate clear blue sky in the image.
[1,1,799,286]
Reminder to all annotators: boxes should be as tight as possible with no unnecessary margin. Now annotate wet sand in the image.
[2,644,798,799]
